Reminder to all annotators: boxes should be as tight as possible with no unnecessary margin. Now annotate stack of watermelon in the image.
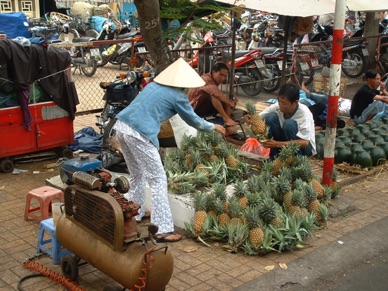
[315,116,388,168]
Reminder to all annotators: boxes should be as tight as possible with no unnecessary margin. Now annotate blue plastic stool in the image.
[37,218,71,265]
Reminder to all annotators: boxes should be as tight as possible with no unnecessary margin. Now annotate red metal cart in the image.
[0,101,74,173]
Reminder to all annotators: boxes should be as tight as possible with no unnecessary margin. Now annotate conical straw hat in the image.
[154,58,205,88]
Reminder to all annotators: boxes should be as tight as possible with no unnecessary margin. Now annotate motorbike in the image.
[94,31,146,69]
[317,39,369,78]
[59,23,98,77]
[96,71,144,149]
[188,31,217,75]
[225,49,266,96]
[261,47,294,92]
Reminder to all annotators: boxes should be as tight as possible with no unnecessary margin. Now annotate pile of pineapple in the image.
[185,143,340,255]
[163,131,250,194]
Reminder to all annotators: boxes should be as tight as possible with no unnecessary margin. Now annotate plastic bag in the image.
[169,114,197,149]
[240,138,270,158]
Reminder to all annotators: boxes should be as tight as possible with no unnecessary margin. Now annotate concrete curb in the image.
[234,216,388,290]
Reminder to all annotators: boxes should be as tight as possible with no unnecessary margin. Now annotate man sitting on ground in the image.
[350,69,388,124]
[187,63,241,138]
[255,83,316,159]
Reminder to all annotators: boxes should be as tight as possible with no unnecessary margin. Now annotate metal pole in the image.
[281,16,293,86]
[322,0,346,186]
[228,10,237,99]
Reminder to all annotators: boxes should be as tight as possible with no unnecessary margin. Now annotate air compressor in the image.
[56,158,174,291]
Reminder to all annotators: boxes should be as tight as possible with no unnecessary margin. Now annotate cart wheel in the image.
[103,284,121,291]
[0,159,14,173]
[61,255,79,282]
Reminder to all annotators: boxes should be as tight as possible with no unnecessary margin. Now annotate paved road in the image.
[235,216,388,291]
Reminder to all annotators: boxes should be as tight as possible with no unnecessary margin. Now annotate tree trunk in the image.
[364,12,380,68]
[134,0,174,73]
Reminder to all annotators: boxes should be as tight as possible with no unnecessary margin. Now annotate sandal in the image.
[226,132,246,141]
[136,210,151,222]
[155,232,183,243]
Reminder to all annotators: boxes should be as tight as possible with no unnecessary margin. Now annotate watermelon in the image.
[352,149,373,168]
[369,146,386,166]
[335,146,352,164]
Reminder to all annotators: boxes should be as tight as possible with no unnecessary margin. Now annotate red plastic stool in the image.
[24,186,64,222]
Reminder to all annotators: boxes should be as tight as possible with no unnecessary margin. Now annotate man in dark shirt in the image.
[350,69,388,124]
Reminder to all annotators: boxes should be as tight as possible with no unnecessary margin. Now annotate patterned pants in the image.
[113,121,174,234]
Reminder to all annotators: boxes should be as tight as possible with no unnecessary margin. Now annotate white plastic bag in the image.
[169,114,197,149]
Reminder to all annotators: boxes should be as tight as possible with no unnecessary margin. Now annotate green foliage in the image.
[159,0,234,39]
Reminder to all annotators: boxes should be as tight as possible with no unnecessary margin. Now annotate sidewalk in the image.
[2,88,388,290]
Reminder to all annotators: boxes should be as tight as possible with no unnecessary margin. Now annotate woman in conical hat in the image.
[114,58,225,242]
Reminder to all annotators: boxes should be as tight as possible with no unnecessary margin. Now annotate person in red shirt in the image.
[187,63,240,137]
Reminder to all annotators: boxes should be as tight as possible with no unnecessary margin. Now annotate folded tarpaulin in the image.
[0,39,79,123]
[69,126,103,154]
[0,12,30,38]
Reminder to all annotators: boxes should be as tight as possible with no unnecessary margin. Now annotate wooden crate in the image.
[313,76,348,97]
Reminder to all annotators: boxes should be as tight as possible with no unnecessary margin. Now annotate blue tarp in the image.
[0,12,30,38]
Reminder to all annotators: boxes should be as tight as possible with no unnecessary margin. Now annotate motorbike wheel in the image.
[295,61,314,86]
[342,50,367,78]
[263,64,281,93]
[239,68,264,96]
[81,49,98,77]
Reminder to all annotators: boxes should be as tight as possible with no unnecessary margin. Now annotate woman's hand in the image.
[214,124,226,135]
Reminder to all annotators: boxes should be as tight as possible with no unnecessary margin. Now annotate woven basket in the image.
[313,75,348,97]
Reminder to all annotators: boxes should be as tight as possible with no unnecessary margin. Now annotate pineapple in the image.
[193,192,208,233]
[272,143,300,176]
[316,203,328,226]
[330,168,340,198]
[288,188,305,218]
[225,146,239,169]
[233,180,248,209]
[212,182,229,214]
[214,197,230,226]
[228,197,244,226]
[272,171,292,205]
[206,193,217,218]
[246,101,267,135]
[246,175,261,194]
[311,177,325,199]
[244,205,265,246]
[304,182,321,219]
[246,191,262,207]
[259,196,283,228]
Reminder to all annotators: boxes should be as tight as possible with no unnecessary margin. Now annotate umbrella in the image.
[215,0,388,17]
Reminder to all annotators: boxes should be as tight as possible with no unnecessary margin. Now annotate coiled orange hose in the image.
[22,260,86,291]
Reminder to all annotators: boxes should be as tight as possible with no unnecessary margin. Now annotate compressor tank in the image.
[56,185,174,290]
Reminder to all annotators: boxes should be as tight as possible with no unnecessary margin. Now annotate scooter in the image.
[96,71,144,149]
[227,49,266,96]
[60,23,98,77]
[95,31,145,69]
[188,31,217,74]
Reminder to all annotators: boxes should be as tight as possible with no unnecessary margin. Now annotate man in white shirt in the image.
[259,83,316,159]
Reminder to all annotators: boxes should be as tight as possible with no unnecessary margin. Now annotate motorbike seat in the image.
[343,39,364,48]
[257,47,278,55]
[73,37,97,43]
[117,31,141,39]
[234,50,251,58]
